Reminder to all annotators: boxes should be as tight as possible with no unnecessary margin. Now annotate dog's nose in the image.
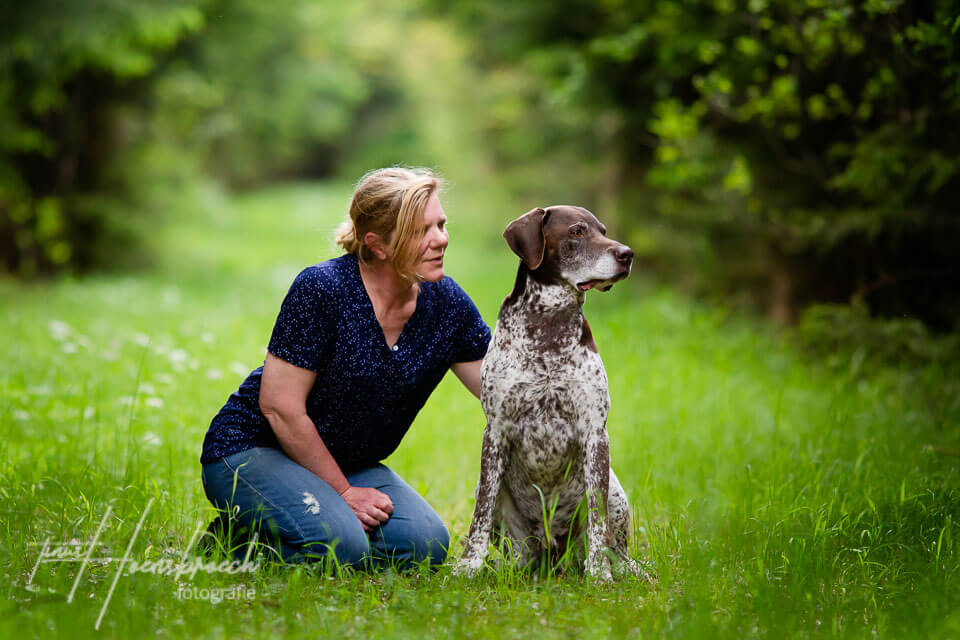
[614,245,633,266]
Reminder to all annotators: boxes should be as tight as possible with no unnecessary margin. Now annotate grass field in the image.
[2,180,958,638]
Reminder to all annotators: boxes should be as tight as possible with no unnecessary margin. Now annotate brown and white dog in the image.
[454,206,652,581]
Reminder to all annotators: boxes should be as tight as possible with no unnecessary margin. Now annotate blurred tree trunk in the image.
[769,263,794,326]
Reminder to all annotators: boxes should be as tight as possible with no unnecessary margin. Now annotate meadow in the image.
[2,180,958,639]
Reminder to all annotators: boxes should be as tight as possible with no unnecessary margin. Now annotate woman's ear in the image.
[363,231,390,261]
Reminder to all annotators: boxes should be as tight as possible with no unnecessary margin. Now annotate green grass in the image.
[1,180,958,638]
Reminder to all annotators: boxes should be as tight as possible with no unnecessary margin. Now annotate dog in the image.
[454,205,652,581]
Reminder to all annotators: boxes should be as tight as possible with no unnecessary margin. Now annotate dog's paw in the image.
[615,558,658,583]
[452,555,483,577]
[585,557,613,582]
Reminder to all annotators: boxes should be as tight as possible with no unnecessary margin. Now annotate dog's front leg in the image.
[454,424,507,576]
[582,425,613,581]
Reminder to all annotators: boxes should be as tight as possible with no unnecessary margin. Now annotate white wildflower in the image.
[229,362,249,377]
[142,432,163,446]
[48,320,72,341]
[161,286,181,307]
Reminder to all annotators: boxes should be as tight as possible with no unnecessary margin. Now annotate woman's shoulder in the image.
[425,274,481,316]
[424,275,491,351]
[426,273,467,299]
[292,253,357,293]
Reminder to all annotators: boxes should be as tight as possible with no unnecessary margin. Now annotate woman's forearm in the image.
[262,409,394,531]
[451,359,483,399]
[262,410,350,495]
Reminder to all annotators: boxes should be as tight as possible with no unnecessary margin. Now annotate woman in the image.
[200,167,490,569]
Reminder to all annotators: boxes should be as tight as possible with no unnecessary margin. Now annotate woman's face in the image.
[417,192,449,282]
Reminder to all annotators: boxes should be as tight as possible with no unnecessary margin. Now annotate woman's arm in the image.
[259,352,393,530]
[451,359,483,399]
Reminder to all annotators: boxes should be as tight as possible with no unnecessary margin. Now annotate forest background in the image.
[3,0,959,339]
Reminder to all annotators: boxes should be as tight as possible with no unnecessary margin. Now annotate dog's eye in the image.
[570,226,584,237]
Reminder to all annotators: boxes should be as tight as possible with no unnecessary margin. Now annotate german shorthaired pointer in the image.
[454,206,652,581]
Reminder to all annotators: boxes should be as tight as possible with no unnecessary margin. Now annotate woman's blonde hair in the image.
[335,167,443,282]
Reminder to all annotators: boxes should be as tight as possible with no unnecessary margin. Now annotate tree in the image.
[438,0,960,327]
[0,0,380,276]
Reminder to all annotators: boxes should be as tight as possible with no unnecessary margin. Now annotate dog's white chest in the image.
[481,326,610,424]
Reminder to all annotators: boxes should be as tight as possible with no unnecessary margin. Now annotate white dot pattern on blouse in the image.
[201,253,491,472]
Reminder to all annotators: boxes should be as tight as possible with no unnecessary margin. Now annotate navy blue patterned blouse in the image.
[200,253,491,471]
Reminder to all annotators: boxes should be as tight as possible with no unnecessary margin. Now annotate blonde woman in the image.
[200,168,490,569]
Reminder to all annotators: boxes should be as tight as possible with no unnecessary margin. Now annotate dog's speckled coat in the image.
[455,206,651,581]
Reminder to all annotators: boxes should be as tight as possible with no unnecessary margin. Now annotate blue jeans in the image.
[200,447,449,569]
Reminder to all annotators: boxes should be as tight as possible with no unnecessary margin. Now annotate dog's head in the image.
[503,206,633,292]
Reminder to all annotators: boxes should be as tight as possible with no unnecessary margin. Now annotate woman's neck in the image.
[358,257,418,315]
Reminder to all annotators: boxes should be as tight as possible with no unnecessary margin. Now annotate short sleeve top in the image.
[200,253,491,472]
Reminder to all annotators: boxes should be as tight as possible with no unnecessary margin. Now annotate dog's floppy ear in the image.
[503,207,549,270]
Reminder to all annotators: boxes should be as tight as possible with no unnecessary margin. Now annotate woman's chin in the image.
[419,263,444,282]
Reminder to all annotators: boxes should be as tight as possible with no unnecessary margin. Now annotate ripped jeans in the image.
[200,447,449,569]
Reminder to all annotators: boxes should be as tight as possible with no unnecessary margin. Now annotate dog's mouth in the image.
[576,269,630,292]
[576,279,607,292]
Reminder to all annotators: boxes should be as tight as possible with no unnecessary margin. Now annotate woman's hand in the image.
[340,486,394,531]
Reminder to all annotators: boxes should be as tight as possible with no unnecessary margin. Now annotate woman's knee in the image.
[289,504,371,567]
[202,449,371,566]
[326,526,370,567]
[410,514,450,566]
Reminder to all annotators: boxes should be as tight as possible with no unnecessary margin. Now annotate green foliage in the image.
[153,0,378,186]
[438,0,960,327]
[0,0,388,276]
[799,300,960,371]
[0,0,206,276]
[2,181,959,638]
